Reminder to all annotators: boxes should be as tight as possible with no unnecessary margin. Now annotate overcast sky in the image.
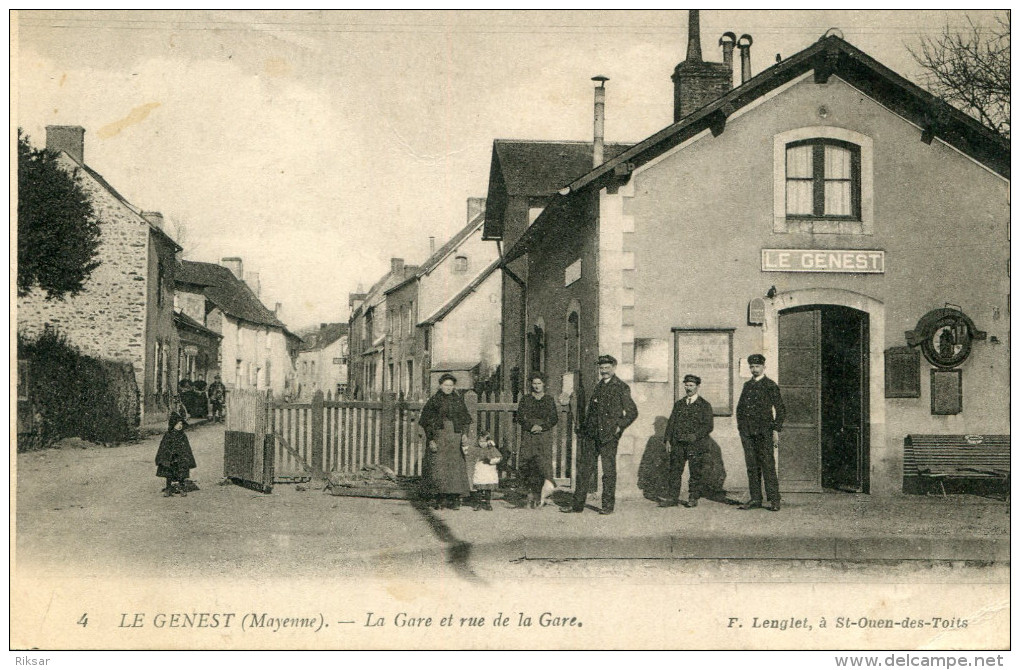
[15,10,1002,330]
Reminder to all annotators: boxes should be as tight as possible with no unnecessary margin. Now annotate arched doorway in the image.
[779,305,869,492]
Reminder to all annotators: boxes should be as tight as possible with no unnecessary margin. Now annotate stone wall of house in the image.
[17,154,151,406]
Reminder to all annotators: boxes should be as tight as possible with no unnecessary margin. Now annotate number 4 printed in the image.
[77,613,88,627]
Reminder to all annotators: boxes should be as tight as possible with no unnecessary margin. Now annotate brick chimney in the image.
[671,10,733,122]
[141,211,165,231]
[221,257,243,279]
[390,258,405,277]
[467,197,486,223]
[45,125,86,164]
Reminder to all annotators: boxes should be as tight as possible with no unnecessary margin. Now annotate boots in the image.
[472,492,484,511]
[447,494,461,510]
[481,490,493,511]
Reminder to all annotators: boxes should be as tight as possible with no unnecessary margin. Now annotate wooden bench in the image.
[904,434,1010,500]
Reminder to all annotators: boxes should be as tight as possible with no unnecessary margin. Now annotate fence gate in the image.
[223,388,274,493]
[225,389,577,492]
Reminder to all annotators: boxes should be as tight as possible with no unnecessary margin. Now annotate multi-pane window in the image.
[785,139,860,219]
[453,255,469,274]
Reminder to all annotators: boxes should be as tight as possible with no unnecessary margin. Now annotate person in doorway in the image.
[660,374,714,507]
[561,354,638,515]
[515,371,559,509]
[207,375,226,422]
[418,373,473,510]
[736,354,786,512]
[155,412,197,497]
[464,431,502,511]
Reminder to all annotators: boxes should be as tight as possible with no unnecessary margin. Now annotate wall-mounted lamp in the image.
[766,285,778,299]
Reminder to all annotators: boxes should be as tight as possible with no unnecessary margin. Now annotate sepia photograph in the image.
[10,9,1011,658]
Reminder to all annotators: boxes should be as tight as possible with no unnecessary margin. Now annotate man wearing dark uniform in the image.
[660,374,714,508]
[736,353,786,512]
[561,354,638,515]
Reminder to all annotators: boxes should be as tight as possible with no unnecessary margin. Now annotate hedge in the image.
[17,327,140,449]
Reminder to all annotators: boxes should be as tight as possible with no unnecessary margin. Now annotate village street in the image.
[13,423,1011,650]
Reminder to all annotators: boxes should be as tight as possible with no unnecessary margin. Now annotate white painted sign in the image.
[762,249,885,273]
[564,259,581,286]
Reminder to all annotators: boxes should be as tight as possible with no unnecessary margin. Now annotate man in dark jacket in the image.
[736,353,786,512]
[562,354,638,515]
[660,374,714,508]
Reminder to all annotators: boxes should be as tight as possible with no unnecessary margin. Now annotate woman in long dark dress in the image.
[515,371,559,508]
[418,373,473,510]
[155,412,197,497]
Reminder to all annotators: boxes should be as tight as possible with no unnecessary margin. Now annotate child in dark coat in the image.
[155,412,197,497]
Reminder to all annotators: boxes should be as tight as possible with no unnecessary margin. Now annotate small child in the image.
[155,412,197,497]
[463,431,501,511]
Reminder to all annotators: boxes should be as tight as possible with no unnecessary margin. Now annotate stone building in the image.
[17,125,182,425]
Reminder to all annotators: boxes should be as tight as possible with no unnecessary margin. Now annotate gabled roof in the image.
[298,322,349,352]
[173,310,222,340]
[507,34,1010,263]
[178,260,287,330]
[56,151,183,252]
[352,264,419,318]
[419,258,501,326]
[385,210,486,295]
[483,140,633,239]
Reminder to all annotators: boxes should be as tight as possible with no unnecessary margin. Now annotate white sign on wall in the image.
[762,249,885,273]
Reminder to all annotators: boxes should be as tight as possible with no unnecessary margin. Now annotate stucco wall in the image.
[622,75,1008,496]
[431,271,503,386]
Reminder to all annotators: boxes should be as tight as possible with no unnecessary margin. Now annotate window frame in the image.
[773,126,873,235]
[784,138,861,221]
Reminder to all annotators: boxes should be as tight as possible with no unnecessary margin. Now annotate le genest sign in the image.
[761,248,885,273]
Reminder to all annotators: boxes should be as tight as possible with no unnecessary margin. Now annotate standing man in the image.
[561,354,638,515]
[207,374,226,423]
[736,354,786,512]
[660,374,713,508]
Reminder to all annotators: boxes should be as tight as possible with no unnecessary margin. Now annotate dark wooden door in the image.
[778,309,823,491]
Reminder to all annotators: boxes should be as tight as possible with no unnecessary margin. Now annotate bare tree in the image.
[911,13,1010,139]
[167,212,201,258]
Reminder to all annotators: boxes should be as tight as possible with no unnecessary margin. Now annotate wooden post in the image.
[380,391,396,469]
[311,390,324,474]
[464,390,478,440]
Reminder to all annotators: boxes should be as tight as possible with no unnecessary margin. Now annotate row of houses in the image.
[17,126,304,426]
[348,197,502,401]
[350,11,1008,497]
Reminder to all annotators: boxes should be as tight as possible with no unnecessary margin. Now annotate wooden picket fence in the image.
[226,389,577,488]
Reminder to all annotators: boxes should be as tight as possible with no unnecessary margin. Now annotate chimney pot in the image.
[592,75,609,167]
[720,32,737,77]
[221,257,243,280]
[45,125,86,164]
[738,34,754,84]
[685,10,702,62]
[429,236,436,255]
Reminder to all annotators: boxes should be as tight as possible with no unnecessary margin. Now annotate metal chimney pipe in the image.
[738,34,753,84]
[592,75,608,167]
[720,32,736,71]
[686,10,702,62]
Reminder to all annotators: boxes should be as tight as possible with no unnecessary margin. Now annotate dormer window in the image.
[453,255,469,274]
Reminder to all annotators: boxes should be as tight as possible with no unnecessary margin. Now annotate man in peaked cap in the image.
[659,373,715,508]
[562,354,638,515]
[736,353,786,512]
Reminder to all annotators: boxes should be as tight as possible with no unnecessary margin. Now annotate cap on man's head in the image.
[597,354,617,366]
[747,353,766,365]
[683,374,701,385]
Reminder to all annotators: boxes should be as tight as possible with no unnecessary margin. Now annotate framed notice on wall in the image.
[672,329,734,416]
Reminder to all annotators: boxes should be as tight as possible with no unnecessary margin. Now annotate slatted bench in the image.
[904,434,1010,500]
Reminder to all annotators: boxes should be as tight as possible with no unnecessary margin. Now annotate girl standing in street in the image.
[418,373,473,510]
[464,431,501,511]
[155,412,197,497]
[515,371,559,508]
